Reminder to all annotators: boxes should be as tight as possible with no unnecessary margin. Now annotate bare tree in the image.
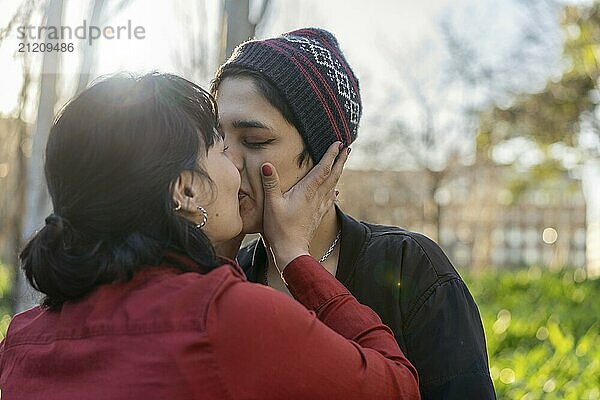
[6,45,35,312]
[360,1,564,249]
[0,0,39,309]
[219,0,271,64]
[172,0,216,85]
[1,0,129,312]
[75,0,108,94]
[15,0,65,312]
[172,0,272,86]
[364,39,474,242]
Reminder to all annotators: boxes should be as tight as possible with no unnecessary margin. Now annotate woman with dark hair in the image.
[0,72,420,399]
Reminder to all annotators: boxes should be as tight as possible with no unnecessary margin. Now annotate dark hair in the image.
[211,65,312,168]
[20,72,222,309]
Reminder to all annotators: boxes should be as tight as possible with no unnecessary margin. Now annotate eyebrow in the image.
[231,119,272,131]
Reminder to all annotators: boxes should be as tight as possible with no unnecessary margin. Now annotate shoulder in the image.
[353,220,468,320]
[3,264,248,349]
[2,306,46,343]
[359,220,459,279]
[129,264,248,327]
[126,263,247,305]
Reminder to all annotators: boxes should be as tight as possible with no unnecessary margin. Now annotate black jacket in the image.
[237,207,496,399]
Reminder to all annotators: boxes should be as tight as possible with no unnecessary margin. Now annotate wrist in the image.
[271,247,310,273]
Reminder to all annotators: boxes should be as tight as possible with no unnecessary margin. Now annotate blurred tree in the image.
[0,0,38,310]
[219,0,271,63]
[355,1,565,272]
[364,1,559,242]
[76,0,132,93]
[360,64,470,242]
[75,0,107,94]
[466,1,600,269]
[0,0,129,313]
[16,0,65,312]
[173,0,271,85]
[477,1,600,171]
[173,0,216,85]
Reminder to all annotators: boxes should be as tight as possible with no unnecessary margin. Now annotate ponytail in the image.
[20,213,112,309]
[20,211,221,310]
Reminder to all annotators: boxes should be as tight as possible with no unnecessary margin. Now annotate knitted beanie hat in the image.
[218,28,362,162]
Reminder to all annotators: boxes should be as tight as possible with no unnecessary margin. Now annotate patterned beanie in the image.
[218,28,362,162]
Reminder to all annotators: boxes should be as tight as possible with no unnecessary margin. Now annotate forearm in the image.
[283,255,420,397]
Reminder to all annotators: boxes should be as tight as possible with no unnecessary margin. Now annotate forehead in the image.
[215,77,292,130]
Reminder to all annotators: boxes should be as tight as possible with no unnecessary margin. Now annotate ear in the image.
[172,172,197,212]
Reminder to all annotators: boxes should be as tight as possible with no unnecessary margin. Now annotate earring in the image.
[195,206,208,229]
[174,200,182,211]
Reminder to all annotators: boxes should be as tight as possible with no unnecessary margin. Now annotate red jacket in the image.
[0,251,419,399]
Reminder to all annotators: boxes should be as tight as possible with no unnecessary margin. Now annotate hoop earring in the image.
[173,200,182,211]
[195,206,208,229]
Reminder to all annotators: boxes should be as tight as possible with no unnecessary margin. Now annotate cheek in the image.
[243,150,305,197]
[274,158,308,193]
[243,154,265,197]
[226,157,241,189]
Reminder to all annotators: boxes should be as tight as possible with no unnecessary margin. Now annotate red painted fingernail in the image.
[262,164,272,176]
[347,147,352,155]
[338,142,345,150]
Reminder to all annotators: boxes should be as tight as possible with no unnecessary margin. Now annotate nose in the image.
[225,140,244,172]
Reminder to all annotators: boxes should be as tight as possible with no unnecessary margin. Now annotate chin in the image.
[239,197,263,233]
[233,217,244,236]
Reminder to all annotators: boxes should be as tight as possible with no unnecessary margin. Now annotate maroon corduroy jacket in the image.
[0,251,419,399]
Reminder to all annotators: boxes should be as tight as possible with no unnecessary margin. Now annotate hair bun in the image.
[45,213,63,227]
[43,213,67,246]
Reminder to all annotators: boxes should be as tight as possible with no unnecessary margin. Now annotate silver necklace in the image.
[319,228,342,263]
[264,228,342,285]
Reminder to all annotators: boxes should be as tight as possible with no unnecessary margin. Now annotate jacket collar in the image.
[335,204,369,285]
[245,205,369,285]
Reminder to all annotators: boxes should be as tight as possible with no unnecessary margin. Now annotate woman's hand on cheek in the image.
[260,141,349,270]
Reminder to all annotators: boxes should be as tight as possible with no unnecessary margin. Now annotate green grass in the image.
[464,266,600,400]
[0,263,12,339]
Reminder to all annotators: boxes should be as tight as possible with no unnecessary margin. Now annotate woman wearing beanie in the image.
[211,28,496,399]
[0,73,420,399]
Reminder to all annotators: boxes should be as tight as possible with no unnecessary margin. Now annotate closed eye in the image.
[242,138,276,149]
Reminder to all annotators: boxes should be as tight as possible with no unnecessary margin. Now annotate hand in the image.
[260,141,349,270]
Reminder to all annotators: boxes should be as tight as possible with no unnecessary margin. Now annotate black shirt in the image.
[237,206,496,399]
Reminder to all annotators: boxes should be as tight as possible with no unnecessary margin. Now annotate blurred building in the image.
[337,164,588,272]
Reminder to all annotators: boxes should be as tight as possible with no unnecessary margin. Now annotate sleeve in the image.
[402,239,496,400]
[208,256,420,400]
[0,337,6,387]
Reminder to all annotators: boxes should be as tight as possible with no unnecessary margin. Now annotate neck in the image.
[263,205,340,273]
